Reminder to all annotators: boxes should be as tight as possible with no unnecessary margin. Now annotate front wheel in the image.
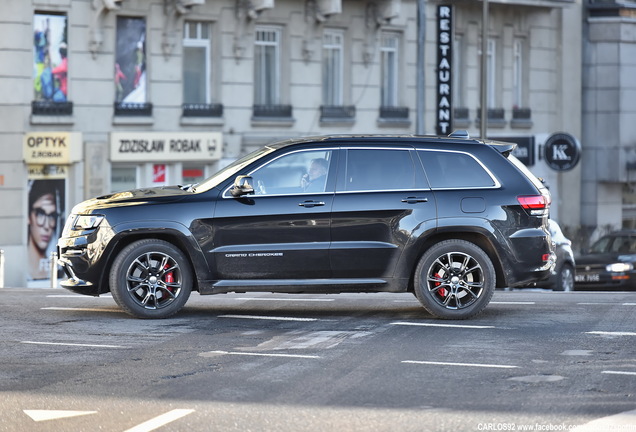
[414,240,496,319]
[110,239,192,319]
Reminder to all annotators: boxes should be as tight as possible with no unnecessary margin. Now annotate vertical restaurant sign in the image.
[24,132,83,164]
[436,5,453,136]
[111,132,223,162]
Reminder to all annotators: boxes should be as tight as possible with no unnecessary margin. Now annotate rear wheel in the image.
[414,239,495,319]
[110,239,192,319]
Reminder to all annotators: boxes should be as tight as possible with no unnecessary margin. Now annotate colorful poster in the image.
[115,17,146,103]
[33,13,68,102]
[27,179,65,281]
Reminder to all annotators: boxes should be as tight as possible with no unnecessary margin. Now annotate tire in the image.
[553,263,575,292]
[414,239,496,319]
[109,239,192,319]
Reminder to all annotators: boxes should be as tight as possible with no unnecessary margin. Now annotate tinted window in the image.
[419,150,496,189]
[250,149,333,195]
[343,149,415,191]
[591,236,636,254]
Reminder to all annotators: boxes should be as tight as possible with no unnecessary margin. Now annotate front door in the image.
[211,148,337,281]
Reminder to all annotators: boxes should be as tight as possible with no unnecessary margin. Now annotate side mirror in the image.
[230,175,254,197]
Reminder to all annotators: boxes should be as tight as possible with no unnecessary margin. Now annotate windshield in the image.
[590,235,636,254]
[194,146,276,192]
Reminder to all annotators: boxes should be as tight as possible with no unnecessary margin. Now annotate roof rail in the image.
[448,130,470,139]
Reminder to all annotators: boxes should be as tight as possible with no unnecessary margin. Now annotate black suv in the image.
[58,133,554,319]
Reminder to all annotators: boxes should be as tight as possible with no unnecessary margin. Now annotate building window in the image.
[380,32,399,108]
[114,17,150,116]
[486,38,496,108]
[254,26,281,106]
[323,29,343,107]
[32,13,72,115]
[182,21,222,117]
[513,39,522,108]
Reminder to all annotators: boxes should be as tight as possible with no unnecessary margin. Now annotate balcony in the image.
[320,105,356,124]
[453,107,471,128]
[114,102,153,117]
[32,100,73,116]
[182,103,223,118]
[252,104,294,126]
[511,107,533,129]
[476,108,506,129]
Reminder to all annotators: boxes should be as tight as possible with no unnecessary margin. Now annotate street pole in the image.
[416,0,426,135]
[480,0,489,139]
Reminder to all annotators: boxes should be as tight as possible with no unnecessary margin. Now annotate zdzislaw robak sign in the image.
[110,132,223,162]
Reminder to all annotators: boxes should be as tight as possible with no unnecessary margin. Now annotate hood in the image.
[71,186,192,213]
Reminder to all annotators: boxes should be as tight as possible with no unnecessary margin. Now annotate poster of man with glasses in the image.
[27,179,65,282]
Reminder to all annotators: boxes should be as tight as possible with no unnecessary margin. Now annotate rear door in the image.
[330,146,436,279]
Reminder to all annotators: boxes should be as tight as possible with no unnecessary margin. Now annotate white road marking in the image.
[624,303,636,306]
[490,301,536,305]
[46,295,112,298]
[586,331,636,337]
[21,341,127,349]
[41,307,120,313]
[200,350,321,359]
[391,321,496,329]
[402,360,518,369]
[218,314,318,322]
[24,410,97,422]
[233,297,334,302]
[602,370,636,376]
[124,409,195,432]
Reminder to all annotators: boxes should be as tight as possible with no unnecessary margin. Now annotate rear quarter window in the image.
[418,150,497,189]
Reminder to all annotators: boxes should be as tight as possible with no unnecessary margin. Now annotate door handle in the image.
[298,200,326,208]
[401,197,429,204]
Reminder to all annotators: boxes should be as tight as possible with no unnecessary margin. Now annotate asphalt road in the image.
[0,287,635,432]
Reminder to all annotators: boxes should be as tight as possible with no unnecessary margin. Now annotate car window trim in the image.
[417,148,502,190]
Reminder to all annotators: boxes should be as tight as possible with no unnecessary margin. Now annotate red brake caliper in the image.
[435,272,447,298]
[163,264,174,290]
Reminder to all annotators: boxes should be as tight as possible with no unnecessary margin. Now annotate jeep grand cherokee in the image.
[57,133,555,319]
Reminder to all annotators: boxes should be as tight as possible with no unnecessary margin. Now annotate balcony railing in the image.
[379,106,409,119]
[32,101,73,116]
[114,102,153,116]
[320,105,356,121]
[252,104,293,118]
[182,103,223,117]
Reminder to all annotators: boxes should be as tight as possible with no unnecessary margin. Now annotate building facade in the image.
[583,0,636,236]
[0,0,582,287]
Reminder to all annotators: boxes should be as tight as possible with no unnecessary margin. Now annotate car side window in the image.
[418,150,496,189]
[343,149,416,191]
[249,149,333,195]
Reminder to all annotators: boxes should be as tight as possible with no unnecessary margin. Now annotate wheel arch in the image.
[95,223,206,294]
[407,229,507,292]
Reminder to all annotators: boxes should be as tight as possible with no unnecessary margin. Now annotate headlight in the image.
[606,262,633,273]
[73,215,104,230]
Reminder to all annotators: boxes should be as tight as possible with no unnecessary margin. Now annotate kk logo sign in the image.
[543,132,581,172]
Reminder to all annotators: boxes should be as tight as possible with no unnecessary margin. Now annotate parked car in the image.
[57,133,555,319]
[575,230,636,291]
[544,219,576,291]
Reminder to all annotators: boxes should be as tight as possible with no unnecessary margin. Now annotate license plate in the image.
[576,273,600,282]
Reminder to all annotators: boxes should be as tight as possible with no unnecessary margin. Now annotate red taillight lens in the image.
[517,195,550,216]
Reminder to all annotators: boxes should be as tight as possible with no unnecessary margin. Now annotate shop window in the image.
[182,165,206,184]
[32,13,72,116]
[114,17,151,116]
[111,166,137,192]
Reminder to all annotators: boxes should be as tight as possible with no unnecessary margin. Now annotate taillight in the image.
[517,194,550,216]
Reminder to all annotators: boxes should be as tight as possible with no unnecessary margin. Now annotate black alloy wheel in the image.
[414,239,495,319]
[110,239,192,318]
